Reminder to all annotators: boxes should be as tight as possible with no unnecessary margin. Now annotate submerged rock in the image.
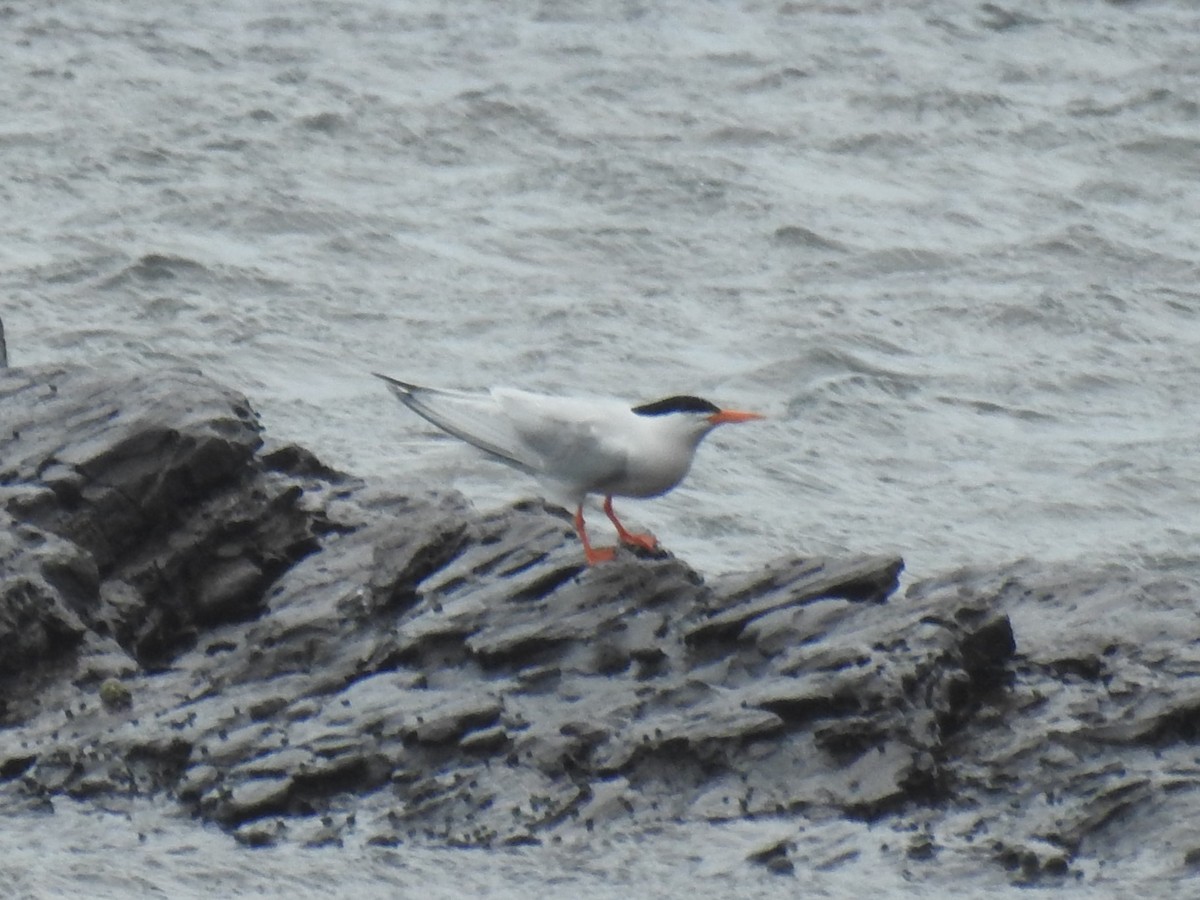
[1,364,1198,887]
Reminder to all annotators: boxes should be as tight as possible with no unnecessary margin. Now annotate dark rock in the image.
[0,517,91,677]
[459,724,510,753]
[0,365,319,670]
[233,817,286,848]
[907,835,938,860]
[748,836,796,874]
[765,854,795,875]
[98,677,133,710]
[3,364,1199,888]
[684,555,904,644]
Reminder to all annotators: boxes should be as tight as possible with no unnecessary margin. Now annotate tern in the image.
[373,374,764,564]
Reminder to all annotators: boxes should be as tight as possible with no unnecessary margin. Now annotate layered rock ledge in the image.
[2,365,1199,885]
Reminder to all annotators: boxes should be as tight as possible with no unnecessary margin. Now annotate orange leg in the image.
[603,496,658,551]
[574,504,616,564]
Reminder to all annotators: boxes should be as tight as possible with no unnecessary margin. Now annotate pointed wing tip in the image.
[372,372,418,393]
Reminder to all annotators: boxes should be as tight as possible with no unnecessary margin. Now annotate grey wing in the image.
[373,374,540,475]
[495,390,630,490]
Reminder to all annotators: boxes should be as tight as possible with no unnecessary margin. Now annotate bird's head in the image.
[631,395,765,444]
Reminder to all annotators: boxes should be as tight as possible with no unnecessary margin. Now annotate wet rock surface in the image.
[2,365,1199,885]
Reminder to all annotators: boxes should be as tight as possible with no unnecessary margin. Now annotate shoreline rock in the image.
[2,364,1198,887]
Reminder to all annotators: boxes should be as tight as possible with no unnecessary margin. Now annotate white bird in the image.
[373,374,764,564]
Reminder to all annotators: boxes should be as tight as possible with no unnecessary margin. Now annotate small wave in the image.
[297,111,346,134]
[850,247,952,275]
[850,89,1010,118]
[707,125,784,146]
[933,395,1056,423]
[1120,136,1200,174]
[737,67,809,93]
[827,132,920,155]
[98,253,208,289]
[1073,179,1145,205]
[702,51,768,69]
[760,343,926,414]
[754,339,915,382]
[1030,224,1142,262]
[135,295,201,321]
[458,92,557,137]
[797,370,920,407]
[40,252,127,286]
[977,3,1044,31]
[1067,87,1175,119]
[770,225,846,252]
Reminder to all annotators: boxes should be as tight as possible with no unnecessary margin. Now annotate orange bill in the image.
[708,409,765,425]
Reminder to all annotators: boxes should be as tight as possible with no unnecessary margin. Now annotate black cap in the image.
[631,396,720,417]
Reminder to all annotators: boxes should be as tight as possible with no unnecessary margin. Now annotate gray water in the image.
[3,0,1198,894]
[0,797,1031,900]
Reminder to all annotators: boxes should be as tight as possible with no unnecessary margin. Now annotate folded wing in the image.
[373,374,541,476]
[493,388,630,491]
[374,374,636,500]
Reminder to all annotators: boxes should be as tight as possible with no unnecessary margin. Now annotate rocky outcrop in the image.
[2,364,1198,886]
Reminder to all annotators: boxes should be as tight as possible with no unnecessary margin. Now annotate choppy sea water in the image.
[3,0,1199,895]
